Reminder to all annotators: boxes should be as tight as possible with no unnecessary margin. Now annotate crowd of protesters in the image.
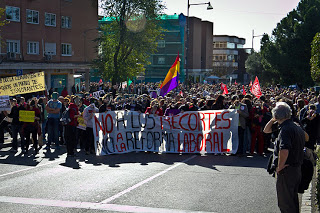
[0,81,320,159]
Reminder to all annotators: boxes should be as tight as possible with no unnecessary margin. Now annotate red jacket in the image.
[68,103,79,126]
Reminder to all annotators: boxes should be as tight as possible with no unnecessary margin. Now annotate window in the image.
[227,42,235,49]
[45,13,56,27]
[6,6,20,22]
[45,43,56,55]
[237,44,244,49]
[61,16,72,29]
[61,43,72,56]
[26,9,39,24]
[157,40,165,48]
[6,40,20,53]
[158,57,165,64]
[27,41,39,55]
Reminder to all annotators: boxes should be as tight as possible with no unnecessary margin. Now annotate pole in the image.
[186,0,190,89]
[252,29,254,51]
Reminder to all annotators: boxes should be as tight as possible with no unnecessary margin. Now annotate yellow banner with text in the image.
[0,72,45,96]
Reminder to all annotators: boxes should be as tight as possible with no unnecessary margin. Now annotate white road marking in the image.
[100,155,197,204]
[0,196,211,213]
[0,158,64,178]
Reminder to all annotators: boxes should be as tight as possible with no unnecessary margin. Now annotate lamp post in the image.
[186,0,213,89]
[251,29,263,52]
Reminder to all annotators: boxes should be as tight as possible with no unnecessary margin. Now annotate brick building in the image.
[0,0,98,94]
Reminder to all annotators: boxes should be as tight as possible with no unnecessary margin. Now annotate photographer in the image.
[301,104,319,150]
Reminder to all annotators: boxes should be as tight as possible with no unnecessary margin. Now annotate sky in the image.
[162,0,301,51]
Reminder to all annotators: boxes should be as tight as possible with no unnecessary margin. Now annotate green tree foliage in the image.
[311,32,320,82]
[246,50,276,85]
[260,0,320,86]
[0,8,9,33]
[94,0,164,84]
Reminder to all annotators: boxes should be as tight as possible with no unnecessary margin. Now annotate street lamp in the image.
[251,29,263,52]
[186,1,213,88]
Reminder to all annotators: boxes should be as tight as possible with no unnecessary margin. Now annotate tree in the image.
[311,32,320,82]
[94,0,164,85]
[260,0,320,86]
[0,8,9,37]
[245,50,275,85]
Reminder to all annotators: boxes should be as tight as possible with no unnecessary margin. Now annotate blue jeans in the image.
[47,118,60,147]
[11,124,24,150]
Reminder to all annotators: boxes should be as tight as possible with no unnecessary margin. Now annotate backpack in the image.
[60,108,75,125]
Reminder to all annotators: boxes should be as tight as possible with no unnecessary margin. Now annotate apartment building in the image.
[144,14,185,82]
[0,0,98,93]
[212,35,250,84]
[187,16,213,83]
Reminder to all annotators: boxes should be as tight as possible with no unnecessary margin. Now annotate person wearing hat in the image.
[45,92,62,149]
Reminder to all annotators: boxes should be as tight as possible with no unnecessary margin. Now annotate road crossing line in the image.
[0,195,211,213]
[100,155,197,204]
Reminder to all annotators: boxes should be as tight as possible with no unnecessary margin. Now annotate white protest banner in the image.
[93,110,239,155]
[92,90,105,99]
[0,96,11,111]
[0,72,45,96]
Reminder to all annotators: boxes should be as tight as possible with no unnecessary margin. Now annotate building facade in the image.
[144,14,185,83]
[212,35,250,84]
[186,16,213,83]
[0,0,98,93]
[147,14,213,83]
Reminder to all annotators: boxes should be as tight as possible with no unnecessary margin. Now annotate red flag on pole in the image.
[179,90,183,96]
[221,83,226,91]
[98,79,103,84]
[250,76,262,98]
[242,85,246,95]
[222,84,229,95]
[235,80,238,85]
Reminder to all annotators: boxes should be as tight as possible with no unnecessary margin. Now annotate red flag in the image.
[250,76,262,98]
[235,80,238,85]
[98,79,103,84]
[222,85,229,95]
[242,85,246,95]
[221,83,226,91]
[179,90,183,96]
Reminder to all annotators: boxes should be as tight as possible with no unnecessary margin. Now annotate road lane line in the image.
[100,155,197,204]
[0,195,210,213]
[0,159,65,178]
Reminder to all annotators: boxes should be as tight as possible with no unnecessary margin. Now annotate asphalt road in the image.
[0,136,279,213]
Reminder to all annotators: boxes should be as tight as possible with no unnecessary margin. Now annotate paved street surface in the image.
[0,135,279,213]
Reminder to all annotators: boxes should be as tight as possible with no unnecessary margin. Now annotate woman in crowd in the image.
[22,100,41,154]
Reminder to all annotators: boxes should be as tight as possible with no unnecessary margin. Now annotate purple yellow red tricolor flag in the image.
[160,53,180,97]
